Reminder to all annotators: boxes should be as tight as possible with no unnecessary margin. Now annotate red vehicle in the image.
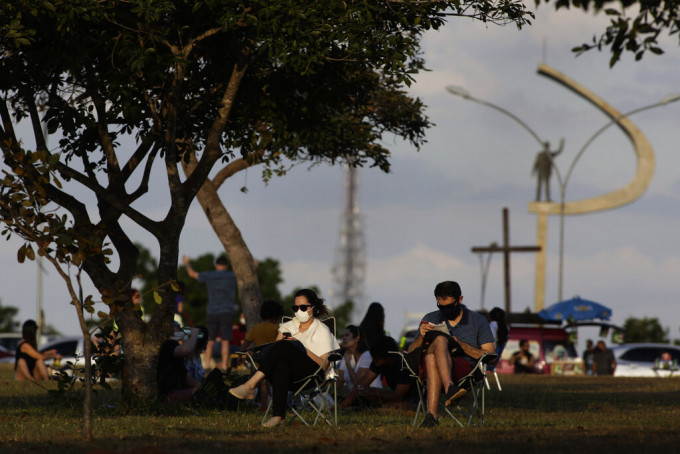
[496,315,580,375]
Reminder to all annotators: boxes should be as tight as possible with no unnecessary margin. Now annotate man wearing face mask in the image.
[408,281,495,428]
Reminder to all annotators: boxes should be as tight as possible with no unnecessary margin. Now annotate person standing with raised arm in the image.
[182,254,237,372]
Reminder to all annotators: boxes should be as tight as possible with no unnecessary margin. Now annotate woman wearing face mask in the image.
[229,288,340,427]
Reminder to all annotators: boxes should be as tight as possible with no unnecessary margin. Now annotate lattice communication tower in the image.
[330,165,366,318]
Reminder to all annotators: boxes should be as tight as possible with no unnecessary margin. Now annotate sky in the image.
[2,5,680,351]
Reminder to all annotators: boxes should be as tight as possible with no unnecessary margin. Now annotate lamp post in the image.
[446,85,680,302]
[553,93,680,301]
[445,86,544,147]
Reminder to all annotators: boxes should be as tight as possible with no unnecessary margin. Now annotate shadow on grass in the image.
[5,426,680,454]
[3,374,680,454]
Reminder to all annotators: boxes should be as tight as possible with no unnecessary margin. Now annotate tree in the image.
[0,0,532,406]
[538,0,680,66]
[0,298,19,332]
[623,317,669,343]
[0,152,105,441]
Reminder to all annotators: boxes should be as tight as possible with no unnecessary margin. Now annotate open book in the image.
[421,320,449,335]
[429,322,450,335]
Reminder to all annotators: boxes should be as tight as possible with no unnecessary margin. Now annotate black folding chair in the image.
[392,349,497,428]
[486,339,507,391]
[259,317,342,426]
[389,350,427,426]
[448,352,498,428]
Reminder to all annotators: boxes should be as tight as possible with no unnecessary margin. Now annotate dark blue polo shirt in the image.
[421,305,494,364]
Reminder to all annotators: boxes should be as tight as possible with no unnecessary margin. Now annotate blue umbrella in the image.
[538,296,612,321]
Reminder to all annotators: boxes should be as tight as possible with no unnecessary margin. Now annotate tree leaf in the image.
[153,291,162,304]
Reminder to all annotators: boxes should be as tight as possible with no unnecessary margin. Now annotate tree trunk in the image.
[80,324,93,442]
[194,178,262,330]
[118,313,162,405]
[119,245,179,405]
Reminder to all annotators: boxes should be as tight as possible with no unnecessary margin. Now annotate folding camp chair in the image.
[486,338,507,391]
[235,341,276,408]
[259,317,342,426]
[448,352,498,428]
[389,350,427,427]
[393,349,497,428]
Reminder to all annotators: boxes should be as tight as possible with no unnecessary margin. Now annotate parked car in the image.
[612,343,680,377]
[39,336,86,371]
[0,332,22,350]
[0,333,22,362]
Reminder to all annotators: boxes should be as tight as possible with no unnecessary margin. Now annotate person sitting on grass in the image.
[229,288,340,427]
[408,280,494,428]
[343,335,418,409]
[510,339,535,374]
[157,324,202,404]
[241,300,283,351]
[336,325,383,409]
[15,319,61,381]
[185,325,210,387]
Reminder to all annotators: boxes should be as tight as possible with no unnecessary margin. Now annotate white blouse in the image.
[337,350,383,390]
[279,317,340,358]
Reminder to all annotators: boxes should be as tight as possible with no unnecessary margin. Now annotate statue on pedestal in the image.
[532,138,564,202]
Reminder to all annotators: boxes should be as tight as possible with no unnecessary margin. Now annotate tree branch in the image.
[181,53,250,201]
[0,99,17,143]
[24,90,47,152]
[127,143,159,202]
[212,149,265,189]
[93,95,121,177]
[54,162,158,233]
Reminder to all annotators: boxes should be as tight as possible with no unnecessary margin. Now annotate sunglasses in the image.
[292,304,311,312]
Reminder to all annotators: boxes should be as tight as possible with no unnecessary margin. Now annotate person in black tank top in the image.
[14,320,61,381]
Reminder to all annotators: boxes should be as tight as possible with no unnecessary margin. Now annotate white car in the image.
[611,343,680,377]
[39,336,87,371]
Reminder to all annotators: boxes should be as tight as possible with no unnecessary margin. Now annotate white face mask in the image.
[295,308,311,323]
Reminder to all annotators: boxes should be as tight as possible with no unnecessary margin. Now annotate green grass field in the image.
[1,363,679,454]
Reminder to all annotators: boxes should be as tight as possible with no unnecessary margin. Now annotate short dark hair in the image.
[260,300,283,320]
[215,256,228,266]
[370,335,398,360]
[194,326,210,356]
[434,281,462,299]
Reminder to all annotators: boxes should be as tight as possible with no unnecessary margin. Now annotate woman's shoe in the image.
[262,416,284,428]
[228,383,255,400]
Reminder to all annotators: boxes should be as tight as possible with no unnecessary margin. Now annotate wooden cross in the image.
[471,207,541,313]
